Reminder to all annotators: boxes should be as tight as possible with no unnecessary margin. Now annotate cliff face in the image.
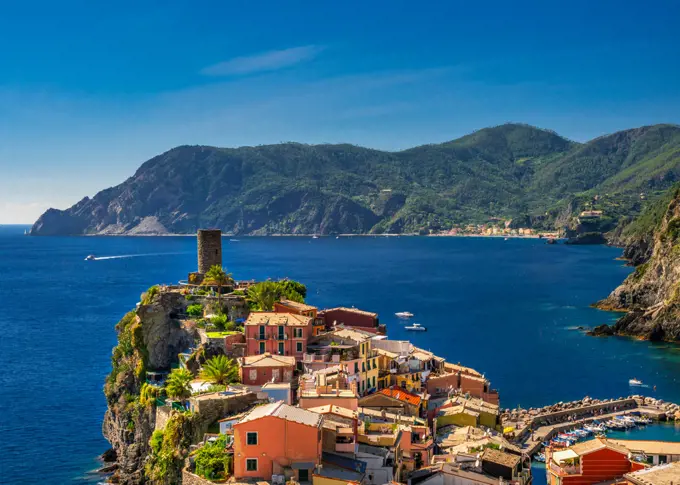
[29,123,680,236]
[596,190,680,341]
[103,290,194,484]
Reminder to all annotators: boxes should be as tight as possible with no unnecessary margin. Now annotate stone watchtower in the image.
[197,229,222,274]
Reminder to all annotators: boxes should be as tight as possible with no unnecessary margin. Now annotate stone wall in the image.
[182,468,224,485]
[189,392,259,430]
[198,229,222,274]
[155,405,172,431]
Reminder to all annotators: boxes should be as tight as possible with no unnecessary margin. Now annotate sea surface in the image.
[1,225,679,484]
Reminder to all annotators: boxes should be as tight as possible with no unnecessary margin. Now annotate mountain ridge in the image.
[30,123,680,236]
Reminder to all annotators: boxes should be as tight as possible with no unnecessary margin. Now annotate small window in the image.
[259,342,265,354]
[296,342,303,352]
[247,432,258,445]
[246,458,258,471]
[278,342,284,354]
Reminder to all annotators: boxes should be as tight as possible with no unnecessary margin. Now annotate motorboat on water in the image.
[405,323,426,331]
[312,235,319,239]
[395,311,414,318]
[85,254,96,261]
[629,378,643,386]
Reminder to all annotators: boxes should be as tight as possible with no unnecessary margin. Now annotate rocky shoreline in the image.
[592,190,680,343]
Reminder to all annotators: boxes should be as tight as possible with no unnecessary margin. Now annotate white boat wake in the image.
[89,252,188,261]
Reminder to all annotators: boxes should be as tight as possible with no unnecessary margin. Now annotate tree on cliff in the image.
[165,368,193,402]
[200,355,239,385]
[204,265,233,309]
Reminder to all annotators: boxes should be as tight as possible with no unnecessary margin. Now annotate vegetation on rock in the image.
[186,304,203,317]
[193,434,232,480]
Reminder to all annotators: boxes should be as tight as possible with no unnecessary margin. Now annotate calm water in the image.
[1,225,679,484]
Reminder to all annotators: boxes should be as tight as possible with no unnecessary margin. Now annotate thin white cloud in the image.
[201,45,324,76]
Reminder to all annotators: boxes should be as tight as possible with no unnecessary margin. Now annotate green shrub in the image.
[141,285,160,305]
[211,314,228,330]
[150,430,164,454]
[194,434,232,480]
[187,304,204,317]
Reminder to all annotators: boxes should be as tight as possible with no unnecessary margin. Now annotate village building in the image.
[307,327,380,396]
[425,362,499,405]
[608,439,680,465]
[260,382,294,405]
[546,437,646,485]
[274,299,326,336]
[308,404,359,454]
[624,462,680,485]
[433,395,500,431]
[319,307,385,334]
[244,312,312,359]
[232,401,323,482]
[239,353,296,385]
[359,386,425,417]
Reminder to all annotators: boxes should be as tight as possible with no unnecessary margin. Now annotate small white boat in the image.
[405,323,426,331]
[395,312,414,318]
[336,236,340,239]
[312,235,319,239]
[629,378,643,386]
[229,239,240,242]
[85,254,96,261]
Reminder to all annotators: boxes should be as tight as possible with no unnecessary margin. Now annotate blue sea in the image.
[1,225,679,484]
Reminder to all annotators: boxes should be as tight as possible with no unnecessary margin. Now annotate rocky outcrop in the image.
[595,190,680,342]
[587,324,615,336]
[103,290,195,484]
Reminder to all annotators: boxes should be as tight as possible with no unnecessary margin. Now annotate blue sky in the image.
[1,1,679,223]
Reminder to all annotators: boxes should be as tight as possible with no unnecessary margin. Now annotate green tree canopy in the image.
[246,279,307,311]
[165,368,193,401]
[200,355,239,385]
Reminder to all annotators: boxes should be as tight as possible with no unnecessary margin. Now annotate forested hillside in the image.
[30,123,680,236]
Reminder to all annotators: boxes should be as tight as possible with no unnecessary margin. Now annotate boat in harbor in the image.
[629,378,643,386]
[395,311,414,318]
[85,254,96,261]
[312,235,319,239]
[405,323,426,331]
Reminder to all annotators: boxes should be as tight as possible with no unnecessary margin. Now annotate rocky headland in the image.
[594,188,680,342]
[102,286,250,484]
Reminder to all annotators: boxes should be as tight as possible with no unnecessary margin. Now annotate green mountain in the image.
[30,123,680,236]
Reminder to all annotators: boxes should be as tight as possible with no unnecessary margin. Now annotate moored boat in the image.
[405,323,426,331]
[395,311,414,318]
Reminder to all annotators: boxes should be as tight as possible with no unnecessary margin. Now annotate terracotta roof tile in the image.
[245,312,312,327]
[242,353,296,367]
[379,387,422,406]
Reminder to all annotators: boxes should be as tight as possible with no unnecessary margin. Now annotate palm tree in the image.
[204,265,233,309]
[247,281,278,311]
[200,355,239,385]
[165,368,193,402]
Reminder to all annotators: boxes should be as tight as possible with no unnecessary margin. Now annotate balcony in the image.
[302,352,341,364]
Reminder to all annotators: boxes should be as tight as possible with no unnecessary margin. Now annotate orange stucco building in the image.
[233,401,323,482]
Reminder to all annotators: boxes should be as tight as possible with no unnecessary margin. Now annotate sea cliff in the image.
[595,189,680,342]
